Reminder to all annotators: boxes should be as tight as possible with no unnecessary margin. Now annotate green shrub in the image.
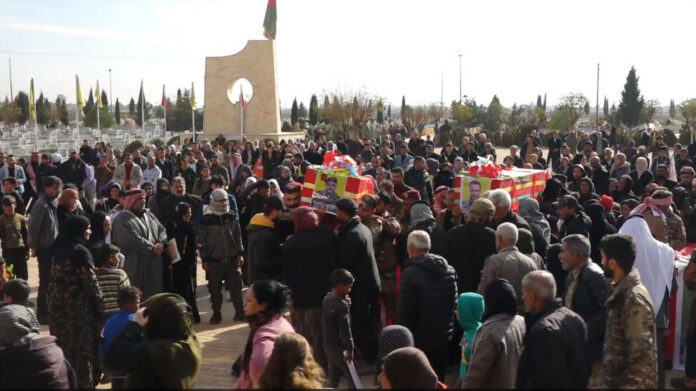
[124,140,143,153]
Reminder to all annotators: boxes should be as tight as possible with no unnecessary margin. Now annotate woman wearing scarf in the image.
[276,165,293,191]
[577,177,599,206]
[104,293,201,388]
[87,210,112,260]
[165,202,200,324]
[408,201,447,257]
[630,157,653,197]
[268,179,284,202]
[235,280,295,389]
[539,178,563,235]
[148,178,170,222]
[97,182,123,214]
[57,187,88,227]
[47,215,101,389]
[619,214,675,389]
[462,278,526,389]
[456,293,484,384]
[617,199,640,229]
[567,165,586,193]
[612,174,638,203]
[585,202,618,263]
[516,228,545,269]
[519,198,551,254]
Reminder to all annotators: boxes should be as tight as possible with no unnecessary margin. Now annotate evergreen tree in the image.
[309,94,319,125]
[584,101,590,115]
[387,104,391,119]
[84,88,94,117]
[618,66,644,127]
[320,95,330,123]
[376,99,384,123]
[610,103,620,125]
[13,91,29,125]
[115,98,121,124]
[670,99,676,119]
[401,96,406,114]
[536,95,542,108]
[176,89,183,106]
[543,94,547,111]
[291,98,298,125]
[298,102,308,119]
[486,95,503,131]
[36,92,51,126]
[84,105,115,128]
[128,98,135,116]
[603,96,609,117]
[101,90,108,107]
[136,89,151,127]
[55,95,69,126]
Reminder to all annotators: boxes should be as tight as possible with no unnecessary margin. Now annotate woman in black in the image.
[165,202,200,324]
[148,178,170,222]
[585,201,617,263]
[87,210,111,260]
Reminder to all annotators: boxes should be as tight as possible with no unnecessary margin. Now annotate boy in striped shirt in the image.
[96,244,130,317]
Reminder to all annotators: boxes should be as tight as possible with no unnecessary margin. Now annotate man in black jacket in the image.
[404,157,433,205]
[397,229,457,381]
[155,147,175,182]
[335,197,381,362]
[59,149,86,190]
[556,195,591,239]
[560,234,608,386]
[517,270,588,389]
[589,156,610,195]
[246,197,282,284]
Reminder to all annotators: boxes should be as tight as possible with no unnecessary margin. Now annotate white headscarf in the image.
[619,215,674,317]
[268,178,284,201]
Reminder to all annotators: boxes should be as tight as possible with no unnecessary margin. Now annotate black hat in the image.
[335,197,358,215]
[554,194,579,209]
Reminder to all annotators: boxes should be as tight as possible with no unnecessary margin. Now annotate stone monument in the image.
[203,39,304,142]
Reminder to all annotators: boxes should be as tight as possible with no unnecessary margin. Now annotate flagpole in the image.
[97,81,101,132]
[75,75,80,134]
[192,107,195,144]
[163,85,167,134]
[240,85,244,141]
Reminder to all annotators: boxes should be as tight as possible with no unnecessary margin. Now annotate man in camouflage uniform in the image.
[598,233,657,389]
[358,193,401,324]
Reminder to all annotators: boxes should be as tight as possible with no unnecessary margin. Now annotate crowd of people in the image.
[0,123,695,388]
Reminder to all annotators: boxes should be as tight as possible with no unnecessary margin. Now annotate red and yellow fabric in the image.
[300,165,375,209]
[455,167,550,212]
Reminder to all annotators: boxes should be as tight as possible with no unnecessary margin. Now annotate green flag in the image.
[263,0,276,40]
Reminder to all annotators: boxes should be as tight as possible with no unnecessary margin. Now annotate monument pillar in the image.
[203,40,304,142]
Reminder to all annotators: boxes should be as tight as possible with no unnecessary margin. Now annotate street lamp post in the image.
[458,54,463,103]
[109,69,112,113]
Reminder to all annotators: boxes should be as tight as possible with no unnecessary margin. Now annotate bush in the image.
[150,137,164,149]
[495,130,516,147]
[124,140,143,154]
[680,130,693,145]
[663,129,677,146]
[167,135,180,146]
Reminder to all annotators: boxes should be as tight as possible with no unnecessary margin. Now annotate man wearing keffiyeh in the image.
[631,188,686,250]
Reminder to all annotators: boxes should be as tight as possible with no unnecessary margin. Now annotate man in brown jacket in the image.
[477,222,538,312]
[598,233,657,389]
[94,155,114,192]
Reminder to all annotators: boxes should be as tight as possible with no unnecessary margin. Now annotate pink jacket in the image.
[235,314,295,389]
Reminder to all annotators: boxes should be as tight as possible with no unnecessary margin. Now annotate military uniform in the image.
[599,268,657,389]
[363,213,401,322]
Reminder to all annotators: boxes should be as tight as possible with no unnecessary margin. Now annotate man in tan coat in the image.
[477,222,538,312]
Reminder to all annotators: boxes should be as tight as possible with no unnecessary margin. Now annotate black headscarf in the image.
[57,215,90,246]
[481,278,517,322]
[155,178,171,201]
[542,178,563,203]
[89,210,108,245]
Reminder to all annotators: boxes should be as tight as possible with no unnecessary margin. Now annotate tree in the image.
[54,95,69,127]
[84,88,94,117]
[309,94,319,125]
[680,99,696,132]
[451,102,475,125]
[536,95,542,108]
[485,95,503,131]
[508,102,524,128]
[639,99,659,124]
[543,94,547,111]
[13,91,29,124]
[401,96,406,122]
[550,106,577,130]
[557,93,589,127]
[101,90,108,107]
[321,89,377,138]
[165,89,200,132]
[115,98,121,124]
[84,105,115,128]
[583,101,590,115]
[610,103,619,126]
[603,96,609,118]
[291,98,298,125]
[1,102,23,126]
[670,99,676,119]
[618,66,644,127]
[135,90,151,127]
[387,104,391,119]
[128,98,135,116]
[376,99,384,123]
[298,102,308,119]
[36,92,51,126]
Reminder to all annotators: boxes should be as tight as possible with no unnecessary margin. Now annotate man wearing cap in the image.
[335,197,381,362]
[359,193,401,323]
[556,195,591,239]
[111,188,168,299]
[651,145,671,176]
[447,198,497,294]
[680,166,696,196]
[59,148,87,190]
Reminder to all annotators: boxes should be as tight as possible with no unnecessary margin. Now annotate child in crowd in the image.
[2,278,30,306]
[101,286,141,390]
[322,268,356,389]
[96,244,130,317]
[457,292,485,385]
[0,195,28,281]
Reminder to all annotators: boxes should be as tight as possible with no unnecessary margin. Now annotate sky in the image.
[1,0,696,112]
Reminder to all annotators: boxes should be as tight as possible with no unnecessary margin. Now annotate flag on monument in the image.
[96,81,103,108]
[240,86,247,109]
[263,0,276,40]
[76,75,85,110]
[161,85,168,109]
[29,79,36,121]
[190,82,196,110]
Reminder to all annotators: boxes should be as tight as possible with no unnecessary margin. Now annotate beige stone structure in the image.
[203,39,303,142]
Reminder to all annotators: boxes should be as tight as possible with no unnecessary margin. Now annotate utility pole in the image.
[8,58,13,100]
[458,54,463,103]
[596,63,600,132]
[109,69,112,113]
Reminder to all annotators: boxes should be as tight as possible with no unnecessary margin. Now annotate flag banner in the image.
[96,80,103,108]
[263,0,277,40]
[300,165,375,214]
[29,79,35,121]
[454,167,550,213]
[190,82,196,110]
[162,85,168,109]
[76,75,85,110]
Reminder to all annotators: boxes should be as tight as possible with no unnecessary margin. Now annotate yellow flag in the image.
[76,75,85,109]
[96,80,103,108]
[29,79,36,121]
[190,82,196,110]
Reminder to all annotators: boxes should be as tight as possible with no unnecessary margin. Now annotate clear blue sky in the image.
[2,0,696,111]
